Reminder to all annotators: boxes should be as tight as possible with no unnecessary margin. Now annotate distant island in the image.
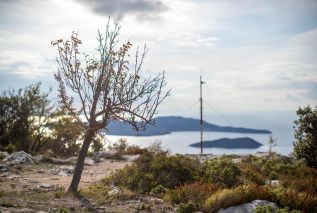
[105,116,271,136]
[190,137,263,149]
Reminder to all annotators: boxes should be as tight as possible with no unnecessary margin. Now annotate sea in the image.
[103,112,297,156]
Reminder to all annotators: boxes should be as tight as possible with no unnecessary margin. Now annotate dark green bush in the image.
[203,159,241,187]
[178,201,199,213]
[150,184,168,195]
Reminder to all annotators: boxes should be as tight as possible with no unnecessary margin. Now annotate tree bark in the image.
[68,128,95,193]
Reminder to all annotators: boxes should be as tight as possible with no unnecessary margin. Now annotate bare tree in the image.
[52,21,170,193]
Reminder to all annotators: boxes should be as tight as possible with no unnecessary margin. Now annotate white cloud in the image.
[0,0,316,116]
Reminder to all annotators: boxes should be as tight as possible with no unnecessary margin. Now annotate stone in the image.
[108,186,120,196]
[28,179,41,184]
[33,155,45,163]
[38,183,53,190]
[60,165,74,174]
[232,158,243,164]
[84,157,95,166]
[5,175,20,180]
[217,200,277,213]
[122,154,140,162]
[57,170,68,176]
[265,180,280,186]
[0,163,9,172]
[4,151,34,165]
[93,151,117,162]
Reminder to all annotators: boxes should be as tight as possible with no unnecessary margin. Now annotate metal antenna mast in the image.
[200,75,205,155]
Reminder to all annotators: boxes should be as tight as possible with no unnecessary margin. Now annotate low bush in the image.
[125,145,147,155]
[203,159,241,187]
[178,201,199,213]
[255,205,301,213]
[239,163,266,185]
[109,151,201,193]
[80,181,135,205]
[54,186,67,198]
[164,182,220,206]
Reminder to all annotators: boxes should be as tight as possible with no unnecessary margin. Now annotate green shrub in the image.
[239,163,266,185]
[109,151,201,193]
[203,159,241,187]
[164,182,220,206]
[81,181,135,204]
[178,201,199,213]
[4,143,16,154]
[255,204,275,213]
[255,205,301,213]
[150,184,167,195]
[54,186,67,198]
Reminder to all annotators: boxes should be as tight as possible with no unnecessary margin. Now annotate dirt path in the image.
[25,159,131,189]
[0,159,131,192]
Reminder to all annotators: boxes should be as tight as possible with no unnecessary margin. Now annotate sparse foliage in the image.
[52,19,169,192]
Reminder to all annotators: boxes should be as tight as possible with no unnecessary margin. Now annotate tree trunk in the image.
[68,128,95,193]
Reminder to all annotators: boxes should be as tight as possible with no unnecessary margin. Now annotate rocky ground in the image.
[0,151,281,213]
[0,151,175,213]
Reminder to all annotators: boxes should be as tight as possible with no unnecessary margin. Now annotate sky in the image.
[0,0,316,127]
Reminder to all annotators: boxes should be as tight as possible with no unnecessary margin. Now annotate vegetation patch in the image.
[108,151,201,193]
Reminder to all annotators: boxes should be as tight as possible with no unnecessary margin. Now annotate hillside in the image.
[105,116,271,136]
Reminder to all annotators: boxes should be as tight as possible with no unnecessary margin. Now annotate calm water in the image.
[104,128,294,156]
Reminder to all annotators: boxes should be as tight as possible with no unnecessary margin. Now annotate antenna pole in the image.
[200,75,204,155]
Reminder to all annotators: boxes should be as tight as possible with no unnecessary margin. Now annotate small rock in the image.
[38,183,53,190]
[6,175,20,180]
[265,180,280,186]
[4,151,34,165]
[33,155,45,163]
[108,186,120,196]
[93,151,117,162]
[232,158,243,164]
[122,154,140,162]
[28,179,41,184]
[36,211,48,213]
[84,157,95,166]
[0,163,9,172]
[60,165,74,174]
[57,170,68,176]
